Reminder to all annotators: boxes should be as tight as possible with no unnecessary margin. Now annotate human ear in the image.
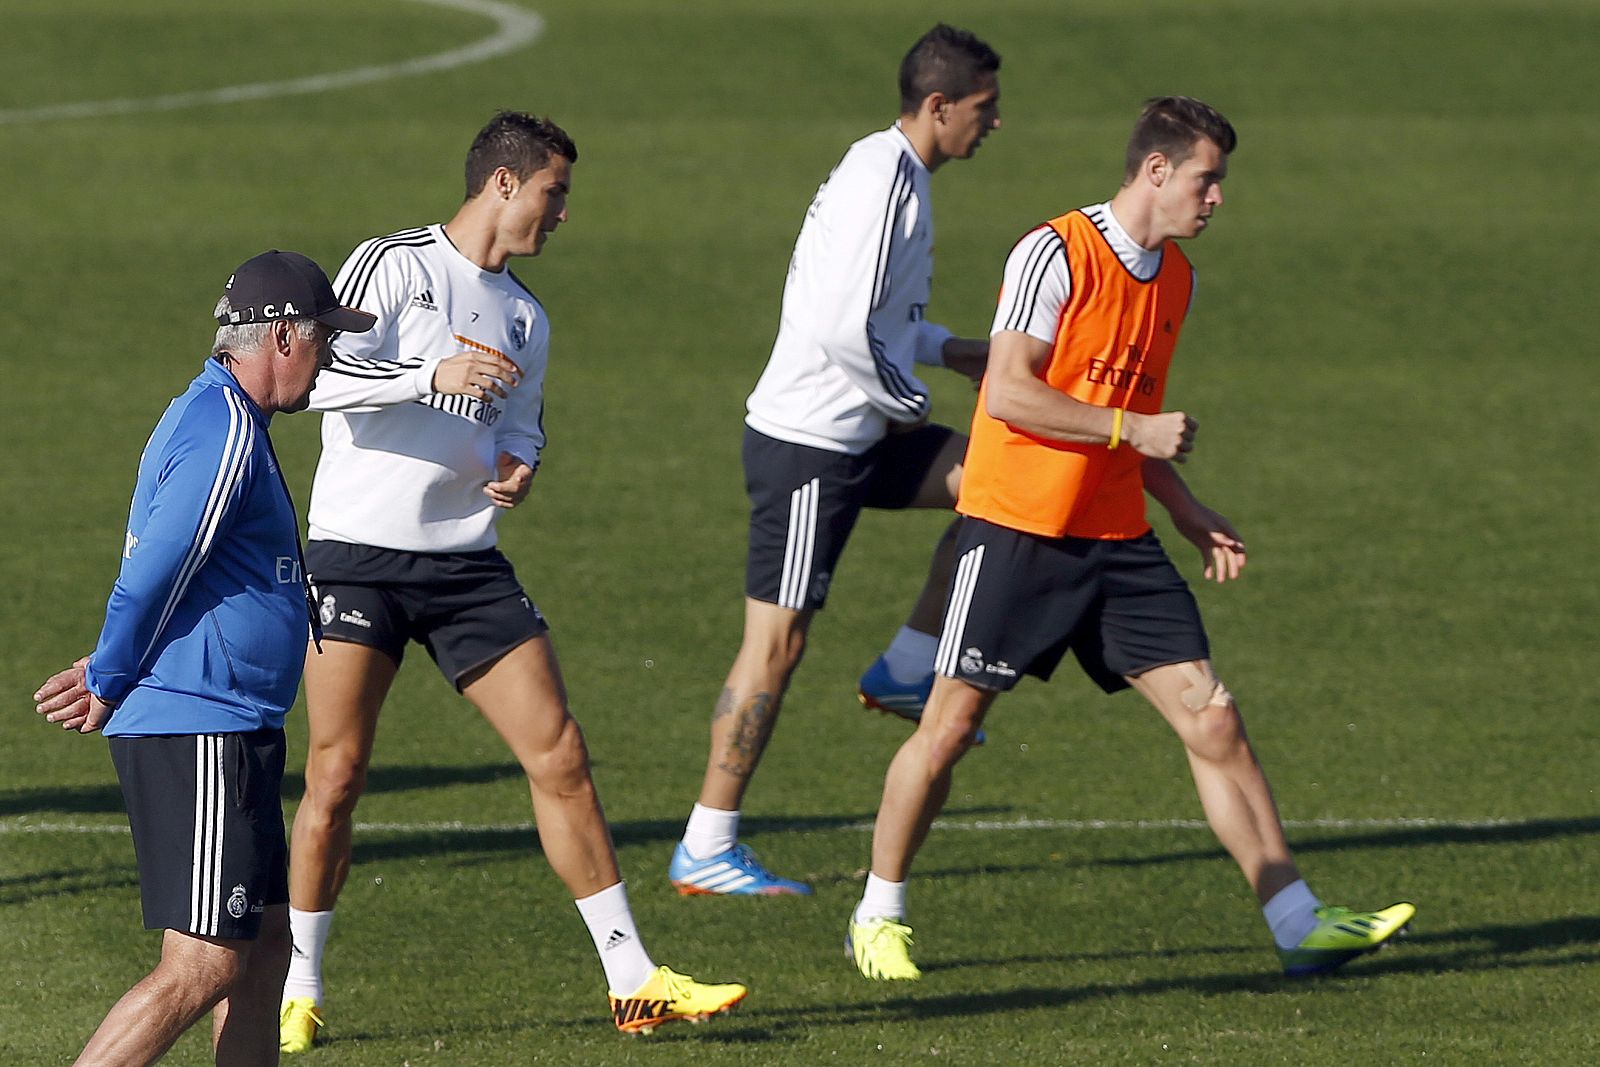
[1146,153,1169,187]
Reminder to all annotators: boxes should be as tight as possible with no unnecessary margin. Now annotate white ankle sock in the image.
[575,882,656,995]
[881,627,938,685]
[680,803,740,861]
[1263,879,1322,949]
[283,908,334,1004]
[853,873,908,924]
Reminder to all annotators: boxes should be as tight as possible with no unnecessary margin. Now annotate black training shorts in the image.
[935,519,1210,693]
[743,424,956,611]
[109,729,289,940]
[306,542,549,689]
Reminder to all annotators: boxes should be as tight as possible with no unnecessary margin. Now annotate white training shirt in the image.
[745,124,954,455]
[991,202,1191,341]
[306,224,548,553]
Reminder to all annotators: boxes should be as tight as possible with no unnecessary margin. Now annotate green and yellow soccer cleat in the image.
[609,965,747,1035]
[1279,902,1416,977]
[847,917,923,981]
[278,997,324,1054]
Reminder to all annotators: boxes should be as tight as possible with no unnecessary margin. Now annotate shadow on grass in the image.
[0,783,125,817]
[339,805,1011,867]
[0,763,531,819]
[0,866,138,905]
[288,914,1600,1049]
[339,812,876,866]
[727,916,1600,1039]
[1091,815,1600,870]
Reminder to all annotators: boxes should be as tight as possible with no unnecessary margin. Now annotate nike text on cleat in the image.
[669,842,811,896]
[847,917,922,981]
[609,965,747,1035]
[857,657,985,744]
[1279,902,1416,977]
[278,997,324,1054]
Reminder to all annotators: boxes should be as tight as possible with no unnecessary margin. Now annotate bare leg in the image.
[75,929,249,1067]
[1128,661,1301,905]
[695,599,812,812]
[288,641,397,911]
[211,905,291,1066]
[461,635,620,896]
[869,676,994,881]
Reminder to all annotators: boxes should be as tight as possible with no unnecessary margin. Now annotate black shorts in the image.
[306,542,549,688]
[935,519,1210,693]
[108,729,289,940]
[743,424,957,610]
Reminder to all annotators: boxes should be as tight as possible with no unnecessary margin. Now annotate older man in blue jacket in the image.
[33,250,374,1067]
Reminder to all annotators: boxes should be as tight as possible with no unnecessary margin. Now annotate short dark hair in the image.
[464,111,578,199]
[898,24,1001,115]
[1123,97,1236,181]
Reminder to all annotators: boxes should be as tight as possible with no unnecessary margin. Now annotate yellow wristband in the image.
[1108,407,1124,450]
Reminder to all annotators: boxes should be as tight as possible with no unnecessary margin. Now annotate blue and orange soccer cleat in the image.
[857,656,985,744]
[1279,902,1416,977]
[669,842,811,896]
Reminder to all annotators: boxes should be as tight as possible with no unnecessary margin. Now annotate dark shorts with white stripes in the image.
[743,424,956,611]
[936,519,1210,693]
[306,541,549,689]
[108,729,288,940]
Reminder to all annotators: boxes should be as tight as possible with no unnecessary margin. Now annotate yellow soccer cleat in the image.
[278,997,324,1054]
[609,965,748,1035]
[847,917,923,981]
[1279,902,1416,977]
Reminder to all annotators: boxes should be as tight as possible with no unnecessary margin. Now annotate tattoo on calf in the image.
[715,690,778,779]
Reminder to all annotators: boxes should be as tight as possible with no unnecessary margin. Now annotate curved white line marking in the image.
[0,0,543,127]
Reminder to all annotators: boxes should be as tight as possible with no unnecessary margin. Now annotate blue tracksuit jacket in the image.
[85,358,310,736]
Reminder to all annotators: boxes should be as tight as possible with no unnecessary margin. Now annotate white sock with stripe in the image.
[853,872,908,924]
[283,908,333,1004]
[576,882,656,995]
[1263,879,1322,949]
[680,803,739,861]
[881,626,938,685]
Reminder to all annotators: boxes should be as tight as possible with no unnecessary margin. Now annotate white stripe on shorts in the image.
[935,544,985,676]
[189,735,225,935]
[778,478,820,610]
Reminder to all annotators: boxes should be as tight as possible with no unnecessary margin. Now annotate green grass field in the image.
[4,0,1599,1062]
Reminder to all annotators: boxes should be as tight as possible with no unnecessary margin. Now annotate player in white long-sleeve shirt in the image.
[278,112,746,1050]
[670,25,1002,897]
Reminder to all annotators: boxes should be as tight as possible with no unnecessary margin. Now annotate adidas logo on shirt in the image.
[410,289,438,311]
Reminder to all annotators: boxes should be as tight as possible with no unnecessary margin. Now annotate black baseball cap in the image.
[217,250,377,333]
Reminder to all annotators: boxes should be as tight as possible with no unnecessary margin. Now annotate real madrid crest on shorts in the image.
[227,884,250,920]
[320,594,337,627]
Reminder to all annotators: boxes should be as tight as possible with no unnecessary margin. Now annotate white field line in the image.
[0,815,1536,836]
[0,0,543,127]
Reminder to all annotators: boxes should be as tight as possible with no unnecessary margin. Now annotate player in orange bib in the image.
[846,97,1416,983]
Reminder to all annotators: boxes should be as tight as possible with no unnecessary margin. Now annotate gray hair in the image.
[212,295,320,356]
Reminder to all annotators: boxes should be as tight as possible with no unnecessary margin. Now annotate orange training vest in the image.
[958,208,1194,540]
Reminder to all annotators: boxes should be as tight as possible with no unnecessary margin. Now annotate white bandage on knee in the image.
[1177,662,1232,712]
